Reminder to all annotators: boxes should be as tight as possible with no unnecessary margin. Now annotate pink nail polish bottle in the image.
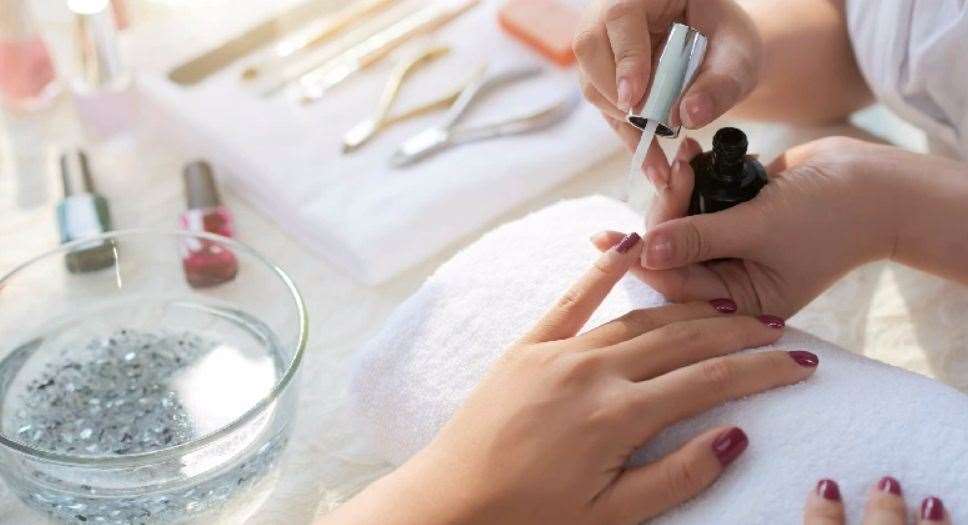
[179,161,238,288]
[0,0,59,111]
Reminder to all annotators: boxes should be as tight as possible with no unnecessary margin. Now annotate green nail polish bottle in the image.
[56,149,116,273]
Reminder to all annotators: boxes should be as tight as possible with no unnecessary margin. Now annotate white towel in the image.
[350,195,968,523]
[138,0,618,285]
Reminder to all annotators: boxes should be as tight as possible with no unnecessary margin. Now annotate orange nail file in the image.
[497,0,581,67]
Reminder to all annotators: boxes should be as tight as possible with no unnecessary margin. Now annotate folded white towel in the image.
[139,0,618,285]
[350,195,968,523]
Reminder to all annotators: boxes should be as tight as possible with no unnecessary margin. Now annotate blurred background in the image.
[0,0,962,522]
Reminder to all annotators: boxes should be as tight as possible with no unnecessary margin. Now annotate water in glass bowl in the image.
[0,298,293,524]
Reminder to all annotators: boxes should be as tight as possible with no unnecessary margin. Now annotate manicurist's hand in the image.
[324,233,820,525]
[803,477,952,525]
[574,0,762,185]
[593,136,968,318]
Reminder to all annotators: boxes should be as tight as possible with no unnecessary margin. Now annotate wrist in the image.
[838,150,914,265]
[882,154,968,275]
[320,449,480,525]
[377,445,490,525]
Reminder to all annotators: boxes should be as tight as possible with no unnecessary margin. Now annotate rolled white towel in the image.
[350,195,968,523]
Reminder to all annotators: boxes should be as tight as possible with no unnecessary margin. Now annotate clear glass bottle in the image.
[0,0,59,111]
[68,0,134,137]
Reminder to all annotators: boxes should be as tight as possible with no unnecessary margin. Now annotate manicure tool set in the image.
[165,0,580,167]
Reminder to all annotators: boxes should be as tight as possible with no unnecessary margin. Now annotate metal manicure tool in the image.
[297,0,480,103]
[342,45,483,153]
[240,0,398,82]
[390,65,580,167]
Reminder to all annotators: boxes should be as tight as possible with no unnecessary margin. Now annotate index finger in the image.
[520,232,642,344]
[602,0,652,112]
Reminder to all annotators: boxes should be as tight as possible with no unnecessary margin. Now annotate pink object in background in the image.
[110,0,129,30]
[0,1,58,111]
[179,161,239,288]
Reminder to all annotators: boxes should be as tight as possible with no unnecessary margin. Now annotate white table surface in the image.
[2,1,967,523]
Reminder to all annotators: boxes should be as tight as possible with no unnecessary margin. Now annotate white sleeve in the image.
[846,0,968,159]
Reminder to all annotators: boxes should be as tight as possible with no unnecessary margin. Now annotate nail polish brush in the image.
[624,23,707,205]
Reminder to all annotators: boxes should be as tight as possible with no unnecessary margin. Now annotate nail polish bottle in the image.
[56,149,116,273]
[180,161,238,288]
[0,0,59,111]
[688,127,767,215]
[69,0,135,138]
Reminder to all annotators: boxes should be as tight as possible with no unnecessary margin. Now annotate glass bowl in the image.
[0,230,307,524]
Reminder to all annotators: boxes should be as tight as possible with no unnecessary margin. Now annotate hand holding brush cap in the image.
[573,0,763,183]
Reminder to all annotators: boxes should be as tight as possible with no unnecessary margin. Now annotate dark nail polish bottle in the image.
[688,127,767,215]
[56,149,116,273]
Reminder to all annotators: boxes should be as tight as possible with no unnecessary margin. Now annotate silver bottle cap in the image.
[183,160,222,209]
[69,0,129,91]
[60,149,97,197]
[626,23,707,138]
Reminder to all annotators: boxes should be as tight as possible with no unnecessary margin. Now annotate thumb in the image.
[641,204,762,269]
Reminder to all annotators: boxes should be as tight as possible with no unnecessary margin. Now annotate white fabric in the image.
[350,195,968,524]
[138,0,617,285]
[846,0,968,159]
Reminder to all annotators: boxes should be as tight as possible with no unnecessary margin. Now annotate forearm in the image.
[732,0,873,124]
[318,450,479,525]
[883,157,968,284]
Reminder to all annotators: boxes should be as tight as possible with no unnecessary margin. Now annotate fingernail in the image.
[711,427,748,467]
[757,315,785,329]
[644,234,673,267]
[816,479,841,501]
[877,476,902,496]
[617,78,632,112]
[681,93,712,128]
[788,351,819,368]
[922,496,945,521]
[709,298,737,314]
[615,232,640,254]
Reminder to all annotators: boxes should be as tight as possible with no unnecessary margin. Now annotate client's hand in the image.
[325,233,819,525]
[803,477,951,525]
[594,136,912,318]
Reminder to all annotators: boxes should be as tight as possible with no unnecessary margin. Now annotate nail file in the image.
[168,0,340,86]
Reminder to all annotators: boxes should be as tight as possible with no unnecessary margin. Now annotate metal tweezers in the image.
[390,65,580,167]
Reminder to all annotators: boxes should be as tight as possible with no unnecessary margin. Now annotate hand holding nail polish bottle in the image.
[688,127,767,215]
[179,161,238,288]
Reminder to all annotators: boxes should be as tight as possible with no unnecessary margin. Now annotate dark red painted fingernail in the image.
[816,479,841,501]
[921,496,945,521]
[757,314,785,329]
[615,232,641,254]
[788,351,819,368]
[709,298,737,314]
[711,427,748,467]
[877,476,901,496]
